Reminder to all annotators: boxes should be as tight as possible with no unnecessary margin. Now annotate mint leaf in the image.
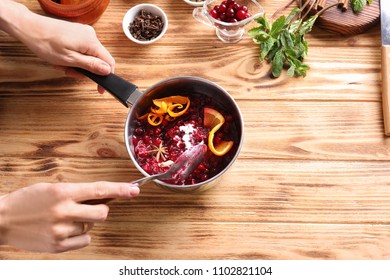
[248,27,270,43]
[266,40,281,63]
[299,15,318,35]
[351,0,366,13]
[260,37,276,60]
[287,59,296,77]
[286,7,301,25]
[254,14,271,31]
[270,15,286,38]
[281,30,294,49]
[272,49,285,78]
[289,19,302,34]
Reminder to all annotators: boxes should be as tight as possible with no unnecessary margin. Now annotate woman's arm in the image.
[0,0,115,92]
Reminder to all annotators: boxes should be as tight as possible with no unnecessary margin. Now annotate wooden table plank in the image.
[2,157,390,224]
[1,222,390,259]
[0,44,381,101]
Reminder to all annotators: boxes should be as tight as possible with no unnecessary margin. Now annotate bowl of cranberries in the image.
[125,76,244,193]
[193,0,263,43]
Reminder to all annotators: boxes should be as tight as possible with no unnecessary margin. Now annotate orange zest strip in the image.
[147,113,164,126]
[203,107,234,156]
[167,100,190,117]
[151,101,168,115]
[153,96,189,107]
[142,96,190,126]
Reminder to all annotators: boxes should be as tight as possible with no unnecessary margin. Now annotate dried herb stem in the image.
[315,0,327,10]
[300,0,319,23]
[315,2,339,17]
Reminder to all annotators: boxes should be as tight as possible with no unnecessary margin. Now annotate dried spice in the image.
[129,9,164,41]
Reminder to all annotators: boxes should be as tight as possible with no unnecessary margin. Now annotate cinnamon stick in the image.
[337,0,348,12]
[316,0,327,11]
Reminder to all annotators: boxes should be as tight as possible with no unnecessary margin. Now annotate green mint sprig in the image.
[248,7,316,78]
[350,0,372,13]
[249,0,341,78]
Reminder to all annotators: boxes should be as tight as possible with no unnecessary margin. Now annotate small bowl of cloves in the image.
[122,4,168,45]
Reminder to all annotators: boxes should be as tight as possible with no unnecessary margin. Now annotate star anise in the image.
[148,141,168,162]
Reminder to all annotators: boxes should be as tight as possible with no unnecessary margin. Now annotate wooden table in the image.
[0,0,388,260]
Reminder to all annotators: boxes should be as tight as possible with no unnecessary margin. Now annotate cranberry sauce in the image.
[132,94,238,185]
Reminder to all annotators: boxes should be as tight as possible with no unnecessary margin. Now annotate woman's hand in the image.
[0,0,115,93]
[0,182,139,253]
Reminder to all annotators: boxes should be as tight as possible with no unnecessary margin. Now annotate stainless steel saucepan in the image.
[77,68,244,193]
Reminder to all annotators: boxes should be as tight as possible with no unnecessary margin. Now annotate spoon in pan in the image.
[84,144,207,204]
[131,143,207,186]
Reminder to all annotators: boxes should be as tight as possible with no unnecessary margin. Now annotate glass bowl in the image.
[193,0,264,43]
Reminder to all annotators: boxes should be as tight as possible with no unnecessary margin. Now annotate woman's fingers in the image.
[55,234,92,253]
[52,221,95,240]
[67,181,140,203]
[66,203,110,223]
[69,222,94,237]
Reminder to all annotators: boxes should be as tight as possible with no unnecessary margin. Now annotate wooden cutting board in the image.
[302,0,380,35]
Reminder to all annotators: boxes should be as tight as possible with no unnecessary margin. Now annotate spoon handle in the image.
[131,173,163,186]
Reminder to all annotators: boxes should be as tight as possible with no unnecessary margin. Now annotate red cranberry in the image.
[142,135,151,145]
[236,9,248,20]
[134,127,143,136]
[219,3,227,13]
[226,8,235,19]
[200,174,209,182]
[153,137,162,146]
[226,0,234,5]
[219,12,227,22]
[240,5,248,12]
[209,9,218,19]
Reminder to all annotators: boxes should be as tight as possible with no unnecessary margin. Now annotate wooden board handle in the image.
[382,46,390,136]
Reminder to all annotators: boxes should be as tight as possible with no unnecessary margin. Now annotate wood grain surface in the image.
[303,0,380,35]
[0,0,387,260]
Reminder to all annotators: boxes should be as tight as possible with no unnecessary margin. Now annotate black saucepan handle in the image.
[74,67,138,108]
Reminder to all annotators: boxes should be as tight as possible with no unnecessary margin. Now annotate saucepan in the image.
[77,68,244,192]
